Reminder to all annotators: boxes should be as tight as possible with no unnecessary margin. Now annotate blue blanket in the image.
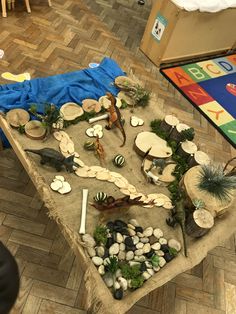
[0,57,125,147]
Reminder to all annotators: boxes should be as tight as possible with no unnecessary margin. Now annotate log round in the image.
[160,115,179,132]
[143,159,176,183]
[176,140,198,159]
[183,166,234,217]
[188,151,211,168]
[6,108,30,128]
[25,120,46,140]
[169,123,190,142]
[185,209,214,238]
[134,131,172,159]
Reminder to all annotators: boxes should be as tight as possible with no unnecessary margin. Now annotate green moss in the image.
[120,263,141,280]
[130,276,144,289]
[93,225,108,245]
[149,254,159,267]
[105,256,119,275]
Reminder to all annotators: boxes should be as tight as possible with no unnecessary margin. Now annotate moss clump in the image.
[93,225,108,245]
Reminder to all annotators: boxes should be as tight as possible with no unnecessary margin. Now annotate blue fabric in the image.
[0,57,125,113]
[0,57,125,147]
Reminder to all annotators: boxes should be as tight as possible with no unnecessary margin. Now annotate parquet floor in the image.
[0,0,235,313]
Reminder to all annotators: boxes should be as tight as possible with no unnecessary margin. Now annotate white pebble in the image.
[128,228,136,236]
[134,255,146,262]
[98,265,105,275]
[140,237,149,244]
[136,242,144,249]
[147,268,154,276]
[129,219,139,227]
[159,237,167,245]
[103,257,110,266]
[127,223,135,230]
[135,249,143,256]
[145,261,153,268]
[115,269,122,278]
[153,228,163,239]
[132,235,139,245]
[92,256,103,266]
[137,232,144,238]
[82,234,96,247]
[143,227,153,237]
[153,266,160,272]
[151,242,161,251]
[156,250,164,256]
[116,233,124,243]
[87,247,96,257]
[96,246,105,257]
[119,243,125,251]
[143,271,151,280]
[126,251,134,261]
[109,243,120,255]
[168,239,181,252]
[114,281,121,290]
[159,257,166,267]
[118,277,128,291]
[118,251,126,261]
[129,261,140,267]
[143,243,151,254]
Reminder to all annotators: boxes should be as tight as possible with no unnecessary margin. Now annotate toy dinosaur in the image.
[94,135,105,166]
[166,198,188,257]
[90,195,153,211]
[25,148,79,172]
[105,92,126,147]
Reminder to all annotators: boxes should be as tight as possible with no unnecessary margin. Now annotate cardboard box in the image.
[140,0,236,66]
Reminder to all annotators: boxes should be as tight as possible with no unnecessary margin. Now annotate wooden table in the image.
[0,108,235,314]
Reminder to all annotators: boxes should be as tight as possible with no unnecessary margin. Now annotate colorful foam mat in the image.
[160,53,236,148]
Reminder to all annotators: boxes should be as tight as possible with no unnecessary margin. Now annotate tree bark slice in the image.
[6,109,30,128]
[160,115,179,132]
[134,131,172,159]
[186,209,214,237]
[176,140,198,159]
[188,151,211,168]
[169,123,190,142]
[183,166,234,217]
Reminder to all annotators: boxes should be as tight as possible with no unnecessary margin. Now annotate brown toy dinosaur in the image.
[105,92,126,147]
[94,135,105,166]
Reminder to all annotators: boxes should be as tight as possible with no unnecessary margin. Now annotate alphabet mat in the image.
[160,53,236,148]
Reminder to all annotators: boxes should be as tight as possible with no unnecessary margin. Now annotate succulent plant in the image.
[192,199,205,210]
[198,164,236,201]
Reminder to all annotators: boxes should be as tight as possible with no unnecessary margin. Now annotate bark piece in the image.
[25,120,46,140]
[186,209,214,238]
[60,102,84,121]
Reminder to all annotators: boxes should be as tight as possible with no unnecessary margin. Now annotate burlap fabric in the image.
[1,100,235,314]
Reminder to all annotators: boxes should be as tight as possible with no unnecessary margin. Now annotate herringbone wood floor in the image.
[0,0,236,313]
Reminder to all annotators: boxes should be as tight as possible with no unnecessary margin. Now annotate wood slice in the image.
[82,99,101,113]
[160,115,179,132]
[183,166,234,217]
[185,209,214,238]
[176,140,198,159]
[169,123,190,142]
[6,109,30,127]
[134,131,172,159]
[24,120,46,140]
[60,102,84,121]
[188,151,211,168]
[114,76,137,88]
[117,91,135,107]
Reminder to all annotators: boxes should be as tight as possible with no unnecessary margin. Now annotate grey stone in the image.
[103,273,113,288]
[135,249,143,256]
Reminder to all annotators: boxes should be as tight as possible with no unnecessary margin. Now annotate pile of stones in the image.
[82,219,181,300]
